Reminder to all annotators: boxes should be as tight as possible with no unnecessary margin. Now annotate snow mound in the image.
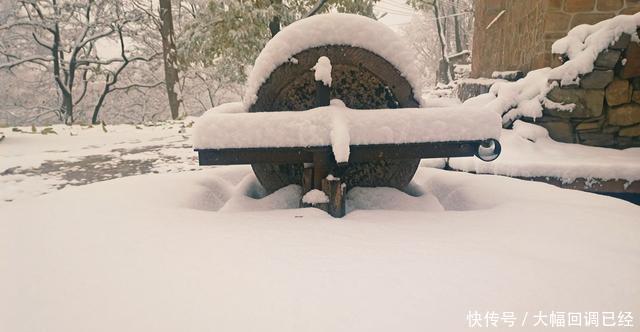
[465,12,640,124]
[512,120,550,142]
[302,189,329,205]
[243,13,423,109]
[193,104,501,152]
[346,187,443,212]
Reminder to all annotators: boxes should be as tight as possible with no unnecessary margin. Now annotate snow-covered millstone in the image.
[243,13,423,108]
[241,13,428,194]
[195,12,503,217]
[195,102,502,217]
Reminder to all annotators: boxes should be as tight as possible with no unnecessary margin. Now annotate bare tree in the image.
[91,27,163,124]
[0,0,158,124]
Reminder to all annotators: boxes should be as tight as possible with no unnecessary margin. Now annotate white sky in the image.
[374,0,416,31]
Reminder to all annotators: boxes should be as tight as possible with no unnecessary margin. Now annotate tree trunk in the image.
[159,0,180,120]
[269,0,283,37]
[433,0,452,84]
[92,76,111,125]
[452,1,463,53]
[62,92,73,125]
[269,16,280,37]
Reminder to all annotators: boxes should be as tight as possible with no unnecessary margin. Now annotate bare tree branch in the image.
[0,55,52,69]
[110,81,164,92]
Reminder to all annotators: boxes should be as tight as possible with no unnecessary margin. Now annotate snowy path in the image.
[1,166,639,331]
[0,121,199,202]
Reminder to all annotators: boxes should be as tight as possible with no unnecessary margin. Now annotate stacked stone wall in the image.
[537,30,640,148]
[471,0,640,78]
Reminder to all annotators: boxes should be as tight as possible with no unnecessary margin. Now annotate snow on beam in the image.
[193,104,501,151]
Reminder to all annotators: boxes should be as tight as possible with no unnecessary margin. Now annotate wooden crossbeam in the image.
[195,141,483,166]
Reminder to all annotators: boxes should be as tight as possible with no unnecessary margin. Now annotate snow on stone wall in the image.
[464,12,640,149]
[471,0,640,78]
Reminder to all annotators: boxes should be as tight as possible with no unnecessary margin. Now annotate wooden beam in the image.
[197,147,314,165]
[196,141,484,166]
[347,142,479,162]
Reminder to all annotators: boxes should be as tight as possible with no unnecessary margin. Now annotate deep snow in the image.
[1,165,639,332]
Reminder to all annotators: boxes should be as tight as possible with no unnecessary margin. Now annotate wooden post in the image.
[312,151,329,190]
[300,165,314,208]
[315,81,330,107]
[322,176,346,218]
[302,165,314,194]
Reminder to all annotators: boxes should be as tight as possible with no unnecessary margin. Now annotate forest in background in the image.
[0,0,473,126]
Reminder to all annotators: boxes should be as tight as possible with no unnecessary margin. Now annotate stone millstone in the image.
[249,45,421,193]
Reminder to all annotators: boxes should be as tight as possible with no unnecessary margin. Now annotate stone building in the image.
[471,0,640,78]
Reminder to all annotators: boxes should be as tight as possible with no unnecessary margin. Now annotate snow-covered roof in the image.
[243,13,423,110]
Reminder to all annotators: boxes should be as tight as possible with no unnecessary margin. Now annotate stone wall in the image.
[471,0,640,78]
[536,31,640,148]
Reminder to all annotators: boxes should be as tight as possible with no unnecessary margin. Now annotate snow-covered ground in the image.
[0,121,198,202]
[2,117,639,331]
[450,121,640,183]
[5,117,637,205]
[1,165,639,331]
